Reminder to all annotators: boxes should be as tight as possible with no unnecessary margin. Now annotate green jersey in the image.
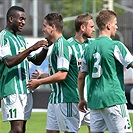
[48,36,79,104]
[68,37,94,68]
[68,37,94,100]
[81,36,133,109]
[0,30,34,99]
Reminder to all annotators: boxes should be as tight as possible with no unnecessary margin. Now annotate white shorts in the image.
[1,93,33,122]
[79,109,90,128]
[90,104,132,132]
[46,103,79,133]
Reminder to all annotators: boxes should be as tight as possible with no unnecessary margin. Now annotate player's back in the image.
[84,36,127,109]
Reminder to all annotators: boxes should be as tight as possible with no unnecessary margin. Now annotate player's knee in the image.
[11,126,25,133]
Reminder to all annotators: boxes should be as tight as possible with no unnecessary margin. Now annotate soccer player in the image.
[26,13,79,133]
[67,13,95,132]
[78,10,133,133]
[0,6,49,133]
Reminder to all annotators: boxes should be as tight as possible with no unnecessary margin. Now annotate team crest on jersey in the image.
[19,47,25,52]
[18,47,27,60]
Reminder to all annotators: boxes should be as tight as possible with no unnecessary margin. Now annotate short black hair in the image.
[6,6,25,22]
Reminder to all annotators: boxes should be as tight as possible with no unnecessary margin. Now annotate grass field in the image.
[0,111,133,133]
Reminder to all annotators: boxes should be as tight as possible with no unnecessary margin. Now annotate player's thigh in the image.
[56,103,79,133]
[103,104,132,132]
[1,93,33,122]
[90,109,107,132]
[46,103,59,131]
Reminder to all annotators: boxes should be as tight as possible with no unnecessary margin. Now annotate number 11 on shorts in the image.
[9,108,17,118]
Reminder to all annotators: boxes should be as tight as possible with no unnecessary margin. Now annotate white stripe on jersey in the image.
[114,45,133,68]
[55,82,59,103]
[71,45,78,60]
[68,46,72,59]
[0,39,12,58]
[16,36,30,93]
[14,77,19,93]
[60,86,63,103]
[58,38,63,57]
[0,31,12,58]
[0,31,6,47]
[12,37,24,93]
[78,44,84,56]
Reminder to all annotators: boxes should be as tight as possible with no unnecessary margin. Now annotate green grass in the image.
[0,111,133,133]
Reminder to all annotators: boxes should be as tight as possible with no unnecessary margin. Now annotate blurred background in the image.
[0,0,133,110]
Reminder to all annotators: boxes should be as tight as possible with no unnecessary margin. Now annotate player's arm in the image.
[78,54,88,100]
[78,53,88,112]
[114,42,133,69]
[78,71,86,100]
[26,70,68,90]
[30,40,53,65]
[4,40,48,68]
[78,71,88,113]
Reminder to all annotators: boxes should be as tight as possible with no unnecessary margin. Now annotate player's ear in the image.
[48,24,54,33]
[81,24,86,32]
[106,23,111,30]
[9,16,14,23]
[51,24,56,32]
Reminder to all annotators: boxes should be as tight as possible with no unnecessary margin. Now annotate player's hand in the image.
[26,79,40,90]
[78,99,88,113]
[30,40,48,51]
[47,39,53,47]
[32,70,43,79]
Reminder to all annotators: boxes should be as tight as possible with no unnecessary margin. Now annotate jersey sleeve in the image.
[57,39,70,71]
[114,41,133,68]
[0,38,12,60]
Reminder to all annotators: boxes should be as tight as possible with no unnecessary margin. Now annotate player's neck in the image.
[74,33,87,43]
[99,30,111,38]
[52,33,63,43]
[5,26,17,36]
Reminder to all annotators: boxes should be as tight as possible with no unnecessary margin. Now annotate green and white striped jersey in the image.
[48,36,79,104]
[0,30,34,98]
[81,36,133,109]
[68,37,94,65]
[68,37,94,100]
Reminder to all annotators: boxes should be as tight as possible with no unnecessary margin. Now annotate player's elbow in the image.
[61,75,67,80]
[78,72,86,81]
[59,71,68,81]
[4,60,14,68]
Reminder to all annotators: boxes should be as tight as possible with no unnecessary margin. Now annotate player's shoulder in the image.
[57,36,70,46]
[0,30,9,37]
[112,39,124,47]
[0,29,5,35]
[87,38,95,44]
[87,38,95,41]
[17,35,26,43]
[67,37,75,43]
[18,35,25,39]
